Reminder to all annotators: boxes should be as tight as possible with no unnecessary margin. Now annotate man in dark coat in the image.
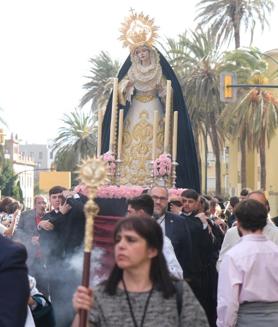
[149,186,192,279]
[181,189,215,326]
[14,194,48,295]
[0,235,29,327]
[39,186,86,327]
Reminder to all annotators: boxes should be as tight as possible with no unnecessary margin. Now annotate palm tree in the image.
[220,49,278,190]
[163,29,226,195]
[52,108,96,171]
[80,51,120,113]
[195,0,274,49]
[195,0,275,188]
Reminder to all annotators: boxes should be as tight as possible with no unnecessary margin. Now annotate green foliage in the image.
[80,51,120,112]
[195,0,275,189]
[53,108,97,172]
[220,48,278,147]
[0,158,23,201]
[54,149,79,187]
[162,29,227,193]
[195,0,274,48]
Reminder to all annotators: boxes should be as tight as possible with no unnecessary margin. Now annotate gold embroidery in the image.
[120,110,164,185]
[134,95,155,102]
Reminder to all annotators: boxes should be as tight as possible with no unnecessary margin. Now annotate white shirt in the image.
[163,235,183,279]
[217,234,278,327]
[0,223,7,235]
[25,306,35,327]
[217,220,278,270]
[156,214,166,234]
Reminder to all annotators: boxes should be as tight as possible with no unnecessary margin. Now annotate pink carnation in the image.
[96,186,144,199]
[153,153,172,177]
[102,151,116,175]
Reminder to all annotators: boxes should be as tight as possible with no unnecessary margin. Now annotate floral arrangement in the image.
[75,183,185,199]
[102,151,116,176]
[153,153,172,177]
[97,185,144,199]
[168,188,187,197]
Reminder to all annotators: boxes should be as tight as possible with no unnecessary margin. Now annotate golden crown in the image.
[119,10,159,50]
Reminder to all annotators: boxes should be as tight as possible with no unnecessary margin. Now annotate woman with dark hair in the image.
[72,217,208,326]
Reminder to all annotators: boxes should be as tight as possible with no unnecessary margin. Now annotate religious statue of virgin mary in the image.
[101,11,200,191]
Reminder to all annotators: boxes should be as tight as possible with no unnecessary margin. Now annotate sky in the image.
[0,0,277,145]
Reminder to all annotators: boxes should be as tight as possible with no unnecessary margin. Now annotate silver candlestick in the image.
[171,161,179,188]
[115,158,122,186]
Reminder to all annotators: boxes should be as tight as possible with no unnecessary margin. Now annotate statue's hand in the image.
[127,80,134,88]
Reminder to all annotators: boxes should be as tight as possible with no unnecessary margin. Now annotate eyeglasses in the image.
[151,195,168,202]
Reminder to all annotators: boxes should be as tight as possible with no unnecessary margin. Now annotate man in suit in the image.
[39,186,86,327]
[0,235,29,327]
[127,194,183,279]
[39,186,68,263]
[227,196,239,228]
[14,194,48,295]
[149,186,192,279]
[181,189,214,324]
[16,195,48,238]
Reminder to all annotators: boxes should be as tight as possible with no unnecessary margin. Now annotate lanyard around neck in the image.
[158,215,165,226]
[122,278,153,327]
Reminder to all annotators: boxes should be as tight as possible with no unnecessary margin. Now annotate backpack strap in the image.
[174,280,183,316]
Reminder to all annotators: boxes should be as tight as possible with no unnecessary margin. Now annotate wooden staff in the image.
[78,158,107,327]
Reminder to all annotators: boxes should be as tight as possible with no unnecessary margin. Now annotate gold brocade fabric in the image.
[120,97,164,186]
[134,95,155,102]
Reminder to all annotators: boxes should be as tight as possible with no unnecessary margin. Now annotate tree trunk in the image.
[233,1,241,49]
[240,138,247,188]
[204,128,208,194]
[194,134,202,192]
[233,22,241,49]
[233,5,243,188]
[259,134,266,190]
[209,112,221,195]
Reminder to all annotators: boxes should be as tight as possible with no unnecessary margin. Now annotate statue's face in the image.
[135,46,150,63]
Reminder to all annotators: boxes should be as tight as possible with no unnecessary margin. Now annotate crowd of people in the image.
[1,185,278,326]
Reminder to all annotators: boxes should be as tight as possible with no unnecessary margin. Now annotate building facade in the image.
[19,143,52,176]
[5,135,35,209]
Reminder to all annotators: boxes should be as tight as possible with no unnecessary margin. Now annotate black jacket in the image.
[0,235,29,327]
[164,212,192,279]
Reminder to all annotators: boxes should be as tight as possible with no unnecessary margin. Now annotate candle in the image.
[109,78,118,152]
[164,80,172,153]
[97,109,103,158]
[152,110,159,160]
[172,111,178,161]
[117,109,124,159]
